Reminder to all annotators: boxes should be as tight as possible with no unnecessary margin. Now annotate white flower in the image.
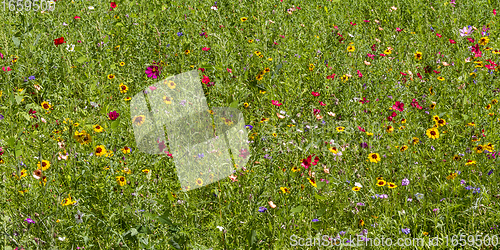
[216,226,224,231]
[66,44,75,52]
[41,118,47,123]
[354,182,363,188]
[58,237,66,241]
[88,6,94,10]
[75,210,84,223]
[348,33,354,37]
[211,6,217,10]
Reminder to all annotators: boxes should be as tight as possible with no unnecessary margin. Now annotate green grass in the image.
[1,0,500,249]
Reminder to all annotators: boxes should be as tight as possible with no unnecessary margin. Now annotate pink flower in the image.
[198,68,205,72]
[467,38,475,43]
[2,66,11,71]
[449,39,456,44]
[357,70,362,78]
[486,64,495,70]
[149,86,157,91]
[226,68,232,73]
[0,52,3,59]
[363,20,370,23]
[392,101,404,112]
[400,72,407,76]
[379,53,386,57]
[229,174,238,182]
[494,9,497,15]
[436,33,442,38]
[319,101,326,106]
[311,91,320,97]
[301,154,319,169]
[74,15,81,19]
[271,100,282,106]
[77,40,82,43]
[202,47,211,51]
[396,27,402,32]
[358,126,366,132]
[367,53,375,59]
[350,22,356,26]
[201,75,210,84]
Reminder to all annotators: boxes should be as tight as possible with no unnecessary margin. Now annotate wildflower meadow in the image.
[1,0,500,249]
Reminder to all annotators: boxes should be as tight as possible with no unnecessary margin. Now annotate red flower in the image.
[198,68,205,72]
[311,91,320,97]
[110,2,117,8]
[494,9,497,15]
[350,22,356,26]
[74,15,81,19]
[433,70,441,74]
[449,39,456,44]
[319,101,326,106]
[392,101,404,112]
[359,97,370,104]
[417,73,422,79]
[436,33,442,38]
[396,27,402,32]
[53,37,66,46]
[326,73,336,80]
[371,44,377,51]
[301,154,319,169]
[202,75,210,84]
[379,53,386,57]
[467,38,475,43]
[357,70,363,78]
[400,72,407,76]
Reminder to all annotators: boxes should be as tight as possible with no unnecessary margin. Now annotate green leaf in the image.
[12,37,20,48]
[115,22,123,27]
[110,64,116,70]
[314,194,326,200]
[324,6,328,14]
[291,205,304,213]
[9,94,14,105]
[111,120,120,130]
[317,181,326,189]
[104,36,109,43]
[157,212,173,225]
[229,100,238,108]
[15,95,23,104]
[22,113,30,121]
[77,56,87,63]
[247,229,256,247]
[74,46,82,52]
[316,207,327,217]
[7,137,15,147]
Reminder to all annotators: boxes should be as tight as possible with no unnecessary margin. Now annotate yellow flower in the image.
[280,187,290,193]
[307,178,317,187]
[414,51,423,60]
[61,194,77,206]
[347,46,355,52]
[336,126,345,132]
[368,153,381,163]
[116,176,126,186]
[124,97,132,101]
[352,186,361,191]
[376,180,386,186]
[426,127,439,139]
[437,76,445,81]
[384,49,392,54]
[41,101,52,110]
[196,178,203,186]
[121,146,131,154]
[93,124,104,133]
[119,83,128,93]
[133,115,146,126]
[479,37,490,46]
[107,74,115,80]
[37,160,51,171]
[248,39,254,43]
[184,49,190,55]
[329,147,338,154]
[387,182,397,189]
[142,169,151,174]
[95,145,107,157]
[240,17,248,22]
[119,62,125,66]
[243,102,249,108]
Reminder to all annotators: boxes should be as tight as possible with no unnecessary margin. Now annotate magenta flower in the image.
[271,100,282,106]
[392,101,404,112]
[145,65,160,79]
[108,111,119,120]
[311,91,320,97]
[25,218,35,224]
[202,75,210,84]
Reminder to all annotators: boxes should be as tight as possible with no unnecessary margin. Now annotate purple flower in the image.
[25,218,35,224]
[460,179,466,185]
[108,111,119,120]
[460,26,473,37]
[401,228,410,234]
[245,125,253,130]
[0,114,4,120]
[488,169,494,175]
[356,202,365,206]
[312,219,319,222]
[177,32,183,36]
[401,178,410,186]
[258,207,267,213]
[360,142,368,148]
[145,65,160,79]
[28,75,35,80]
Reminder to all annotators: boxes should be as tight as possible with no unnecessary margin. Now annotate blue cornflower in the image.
[245,125,253,130]
[198,153,204,158]
[488,169,494,175]
[402,228,410,234]
[28,76,35,80]
[258,207,267,213]
[177,32,183,37]
[312,219,319,222]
